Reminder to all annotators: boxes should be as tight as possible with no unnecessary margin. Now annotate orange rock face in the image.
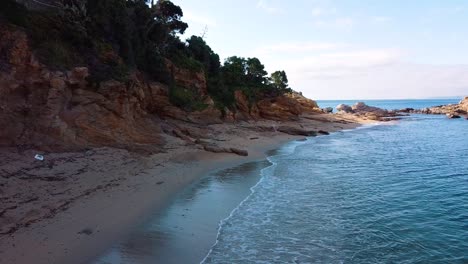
[0,25,323,151]
[0,25,164,152]
[256,92,319,121]
[165,59,208,96]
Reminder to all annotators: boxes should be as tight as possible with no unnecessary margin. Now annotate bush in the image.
[169,85,208,112]
[0,0,29,26]
[169,49,204,72]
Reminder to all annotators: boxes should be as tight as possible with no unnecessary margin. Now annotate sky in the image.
[171,0,468,100]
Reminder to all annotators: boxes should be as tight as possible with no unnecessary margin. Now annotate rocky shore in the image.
[0,24,385,264]
[397,97,468,119]
[335,102,403,121]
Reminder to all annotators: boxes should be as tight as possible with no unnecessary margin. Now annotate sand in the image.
[0,113,370,264]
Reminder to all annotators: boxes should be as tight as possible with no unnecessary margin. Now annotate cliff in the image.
[0,25,322,152]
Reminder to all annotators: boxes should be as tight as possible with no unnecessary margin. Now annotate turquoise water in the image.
[204,115,468,263]
[317,99,461,110]
[93,100,468,264]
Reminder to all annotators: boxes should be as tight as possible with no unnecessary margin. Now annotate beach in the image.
[0,113,368,264]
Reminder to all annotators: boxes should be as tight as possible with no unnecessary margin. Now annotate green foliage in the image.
[169,47,204,72]
[169,85,208,112]
[35,40,82,70]
[270,70,293,95]
[187,36,221,75]
[0,0,29,26]
[2,0,295,111]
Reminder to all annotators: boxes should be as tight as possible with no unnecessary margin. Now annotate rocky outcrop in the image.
[397,97,468,119]
[0,25,167,152]
[322,107,333,113]
[277,126,318,136]
[0,24,326,152]
[337,104,353,113]
[257,92,320,121]
[233,90,260,120]
[202,145,248,156]
[336,102,398,120]
[165,59,208,96]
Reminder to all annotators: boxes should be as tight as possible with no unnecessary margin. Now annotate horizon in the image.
[173,0,468,100]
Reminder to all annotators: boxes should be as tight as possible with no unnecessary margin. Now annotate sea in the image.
[94,99,468,264]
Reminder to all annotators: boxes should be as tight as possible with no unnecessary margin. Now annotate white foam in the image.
[200,140,307,263]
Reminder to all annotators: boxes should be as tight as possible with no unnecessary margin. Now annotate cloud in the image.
[256,0,281,14]
[260,46,467,99]
[280,48,404,80]
[297,63,468,100]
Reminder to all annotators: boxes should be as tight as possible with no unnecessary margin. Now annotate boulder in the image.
[336,104,353,113]
[322,107,333,113]
[318,130,330,135]
[230,148,248,156]
[352,102,389,116]
[203,145,229,153]
[277,126,318,136]
[446,113,461,119]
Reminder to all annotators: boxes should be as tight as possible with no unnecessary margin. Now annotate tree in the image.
[154,0,188,35]
[187,36,220,75]
[246,57,268,87]
[270,70,291,94]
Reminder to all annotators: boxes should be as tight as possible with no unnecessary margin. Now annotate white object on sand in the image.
[34,154,44,161]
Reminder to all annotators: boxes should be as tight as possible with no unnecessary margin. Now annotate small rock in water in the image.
[446,113,461,119]
[78,228,93,235]
[322,107,333,113]
[318,130,330,135]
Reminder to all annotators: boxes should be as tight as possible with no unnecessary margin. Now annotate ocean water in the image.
[204,115,468,264]
[93,100,468,264]
[316,99,461,111]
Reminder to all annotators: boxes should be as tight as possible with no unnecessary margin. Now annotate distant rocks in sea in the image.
[335,102,401,121]
[396,96,468,119]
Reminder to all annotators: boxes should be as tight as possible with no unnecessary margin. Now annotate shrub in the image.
[169,85,208,112]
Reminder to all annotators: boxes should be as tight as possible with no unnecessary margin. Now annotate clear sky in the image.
[172,0,468,100]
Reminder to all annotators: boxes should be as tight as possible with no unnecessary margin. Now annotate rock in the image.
[277,126,317,136]
[336,104,353,113]
[318,130,330,135]
[352,102,389,116]
[172,129,194,142]
[446,113,461,119]
[67,67,89,88]
[234,90,252,120]
[165,59,207,96]
[188,105,223,125]
[322,107,333,113]
[203,145,229,153]
[230,148,248,156]
[398,108,414,113]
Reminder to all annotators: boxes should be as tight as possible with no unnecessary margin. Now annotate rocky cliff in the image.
[0,25,322,152]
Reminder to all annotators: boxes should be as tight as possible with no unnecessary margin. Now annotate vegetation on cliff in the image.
[0,0,292,110]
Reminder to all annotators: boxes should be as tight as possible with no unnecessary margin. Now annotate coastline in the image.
[0,114,369,264]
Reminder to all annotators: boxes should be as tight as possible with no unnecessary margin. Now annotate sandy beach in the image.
[0,113,369,264]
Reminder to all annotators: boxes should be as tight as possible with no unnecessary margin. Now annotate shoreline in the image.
[0,114,368,264]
